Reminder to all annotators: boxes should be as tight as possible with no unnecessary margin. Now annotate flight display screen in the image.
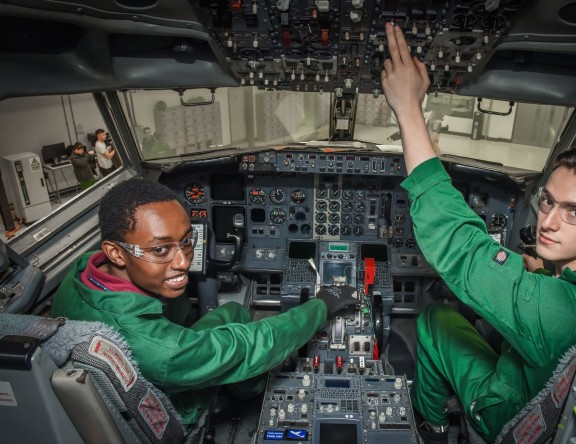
[319,423,358,444]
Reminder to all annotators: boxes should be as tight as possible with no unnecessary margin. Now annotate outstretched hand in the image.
[380,22,430,119]
[315,285,359,318]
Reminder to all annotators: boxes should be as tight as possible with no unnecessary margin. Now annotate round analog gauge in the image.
[315,225,327,235]
[341,225,352,236]
[342,201,353,213]
[392,238,404,248]
[185,183,207,205]
[269,188,287,205]
[328,201,341,212]
[270,208,287,224]
[353,226,364,236]
[353,214,364,224]
[316,200,328,211]
[316,188,328,199]
[291,189,306,204]
[329,213,340,224]
[356,190,366,200]
[354,202,365,212]
[249,188,267,204]
[329,188,341,199]
[316,212,327,224]
[406,238,417,248]
[342,190,354,200]
[342,213,352,224]
[328,225,340,236]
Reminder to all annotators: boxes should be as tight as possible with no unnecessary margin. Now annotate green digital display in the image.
[328,243,348,252]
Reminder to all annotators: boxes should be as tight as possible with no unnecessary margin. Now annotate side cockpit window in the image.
[0,93,122,243]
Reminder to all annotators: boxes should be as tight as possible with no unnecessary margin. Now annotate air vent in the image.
[559,2,576,24]
[115,0,157,8]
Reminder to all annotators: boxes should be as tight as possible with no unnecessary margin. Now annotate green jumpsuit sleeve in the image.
[118,299,327,394]
[401,158,576,367]
[52,255,327,396]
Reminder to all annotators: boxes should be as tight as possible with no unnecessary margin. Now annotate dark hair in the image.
[95,129,106,135]
[73,142,86,150]
[552,147,576,172]
[99,179,181,242]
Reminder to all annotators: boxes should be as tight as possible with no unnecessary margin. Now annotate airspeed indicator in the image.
[185,183,207,205]
[249,188,267,204]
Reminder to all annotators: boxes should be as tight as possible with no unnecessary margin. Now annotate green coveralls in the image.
[52,253,327,428]
[402,158,576,442]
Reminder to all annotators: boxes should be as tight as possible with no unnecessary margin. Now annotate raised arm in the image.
[380,22,435,173]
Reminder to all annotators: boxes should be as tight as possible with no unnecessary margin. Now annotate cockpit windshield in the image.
[121,87,573,172]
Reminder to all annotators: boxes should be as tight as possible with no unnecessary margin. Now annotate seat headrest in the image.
[0,313,185,443]
[496,344,576,444]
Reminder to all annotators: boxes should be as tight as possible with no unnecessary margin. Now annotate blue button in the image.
[264,430,284,440]
[286,429,308,440]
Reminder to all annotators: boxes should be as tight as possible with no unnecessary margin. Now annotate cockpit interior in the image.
[1,0,576,443]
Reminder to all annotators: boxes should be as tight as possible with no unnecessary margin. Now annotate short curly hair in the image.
[99,178,181,242]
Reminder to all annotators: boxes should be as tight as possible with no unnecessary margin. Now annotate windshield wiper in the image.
[442,153,504,166]
[177,146,243,157]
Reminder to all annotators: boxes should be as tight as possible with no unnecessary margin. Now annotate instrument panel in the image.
[162,146,522,440]
[163,147,521,311]
[256,358,416,444]
[195,0,527,95]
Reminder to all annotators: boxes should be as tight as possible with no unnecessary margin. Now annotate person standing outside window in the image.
[68,142,97,190]
[94,129,116,177]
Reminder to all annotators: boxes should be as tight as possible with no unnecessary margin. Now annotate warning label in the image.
[0,381,17,407]
[139,388,169,439]
[89,336,137,392]
[512,404,545,444]
[30,157,41,171]
[552,357,576,407]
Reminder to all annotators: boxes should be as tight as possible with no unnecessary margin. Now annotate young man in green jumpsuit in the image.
[52,179,355,432]
[380,22,576,442]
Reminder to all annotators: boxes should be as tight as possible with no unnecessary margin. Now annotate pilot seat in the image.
[0,313,197,444]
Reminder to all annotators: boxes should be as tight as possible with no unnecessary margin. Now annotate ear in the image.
[102,240,128,268]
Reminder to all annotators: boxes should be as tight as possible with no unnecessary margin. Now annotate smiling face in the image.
[536,166,576,274]
[103,200,193,298]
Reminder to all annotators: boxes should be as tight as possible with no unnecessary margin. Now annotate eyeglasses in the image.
[116,229,198,263]
[537,187,576,225]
